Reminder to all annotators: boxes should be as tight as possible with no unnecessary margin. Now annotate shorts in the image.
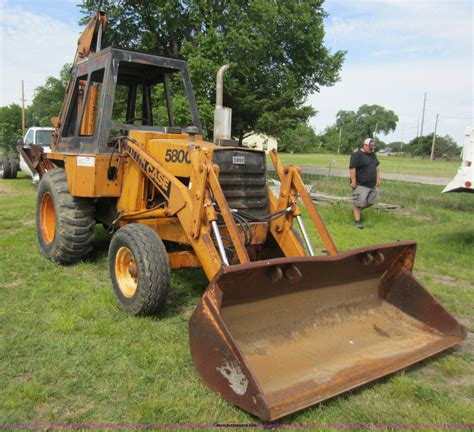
[353,185,379,208]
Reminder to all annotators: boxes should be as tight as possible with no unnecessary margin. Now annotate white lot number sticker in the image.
[77,156,95,167]
[232,155,245,165]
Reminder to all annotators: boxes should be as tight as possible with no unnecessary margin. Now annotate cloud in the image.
[324,0,472,58]
[0,1,80,106]
[312,0,473,146]
[309,58,473,145]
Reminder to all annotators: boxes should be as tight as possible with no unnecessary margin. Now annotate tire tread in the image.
[109,224,170,316]
[36,168,95,263]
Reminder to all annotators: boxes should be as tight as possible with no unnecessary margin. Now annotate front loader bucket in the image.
[189,241,466,421]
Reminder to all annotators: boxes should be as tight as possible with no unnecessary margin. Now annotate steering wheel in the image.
[127,117,150,125]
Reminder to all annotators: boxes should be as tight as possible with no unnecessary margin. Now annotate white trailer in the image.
[442,127,474,193]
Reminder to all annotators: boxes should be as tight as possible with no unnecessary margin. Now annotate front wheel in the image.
[109,224,170,316]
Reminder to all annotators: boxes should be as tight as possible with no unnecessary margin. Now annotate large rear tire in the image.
[109,224,170,316]
[9,158,18,179]
[36,168,95,263]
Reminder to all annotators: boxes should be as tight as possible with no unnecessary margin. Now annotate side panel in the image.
[147,139,195,178]
[63,154,123,197]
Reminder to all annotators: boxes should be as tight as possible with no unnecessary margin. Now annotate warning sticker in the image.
[77,156,95,167]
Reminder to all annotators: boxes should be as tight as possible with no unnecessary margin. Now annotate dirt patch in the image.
[431,274,457,286]
[411,214,435,222]
[416,271,473,289]
[23,219,35,227]
[397,208,435,222]
[458,317,474,356]
[0,183,15,195]
[5,272,23,288]
[5,279,24,288]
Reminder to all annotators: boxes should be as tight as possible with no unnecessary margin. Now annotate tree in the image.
[319,125,342,153]
[405,134,461,159]
[387,141,405,152]
[79,0,344,141]
[322,104,398,153]
[279,123,320,153]
[27,64,71,127]
[0,104,22,152]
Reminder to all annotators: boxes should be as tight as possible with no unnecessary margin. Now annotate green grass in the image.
[271,153,461,178]
[1,174,473,426]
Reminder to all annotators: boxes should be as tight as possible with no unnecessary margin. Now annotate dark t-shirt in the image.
[349,150,380,188]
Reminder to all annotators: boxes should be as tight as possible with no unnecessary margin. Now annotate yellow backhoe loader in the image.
[36,10,466,421]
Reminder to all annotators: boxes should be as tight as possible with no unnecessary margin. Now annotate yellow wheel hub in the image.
[115,246,138,298]
[40,192,56,244]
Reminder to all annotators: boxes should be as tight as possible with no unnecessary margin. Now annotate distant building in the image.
[242,133,278,153]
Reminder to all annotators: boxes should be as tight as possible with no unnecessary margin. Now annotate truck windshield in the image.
[36,130,54,146]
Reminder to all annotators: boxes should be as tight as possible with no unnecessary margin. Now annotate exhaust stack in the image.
[213,65,232,143]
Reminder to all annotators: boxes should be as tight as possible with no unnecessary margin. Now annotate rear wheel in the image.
[36,168,95,263]
[9,158,18,179]
[109,224,170,316]
[1,158,11,179]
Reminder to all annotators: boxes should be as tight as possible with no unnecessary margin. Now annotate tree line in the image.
[278,104,461,159]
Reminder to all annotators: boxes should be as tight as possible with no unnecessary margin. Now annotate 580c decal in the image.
[165,149,190,164]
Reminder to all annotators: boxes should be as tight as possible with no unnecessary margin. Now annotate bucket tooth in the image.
[189,240,466,421]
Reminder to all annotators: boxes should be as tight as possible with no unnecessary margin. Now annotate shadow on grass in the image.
[161,268,208,318]
[89,224,112,261]
[435,229,474,246]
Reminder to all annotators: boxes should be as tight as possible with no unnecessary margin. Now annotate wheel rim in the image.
[40,192,56,244]
[115,246,139,298]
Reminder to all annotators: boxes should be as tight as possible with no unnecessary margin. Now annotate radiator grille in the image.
[213,149,268,218]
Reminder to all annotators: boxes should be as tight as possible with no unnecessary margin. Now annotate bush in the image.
[279,123,321,153]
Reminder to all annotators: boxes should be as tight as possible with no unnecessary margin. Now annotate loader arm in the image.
[118,137,250,280]
[269,149,338,256]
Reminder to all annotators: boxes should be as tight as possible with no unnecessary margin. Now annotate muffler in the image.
[189,241,466,421]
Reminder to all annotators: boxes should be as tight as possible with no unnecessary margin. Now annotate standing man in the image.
[349,138,381,229]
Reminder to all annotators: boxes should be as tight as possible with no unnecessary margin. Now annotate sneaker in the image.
[354,220,364,229]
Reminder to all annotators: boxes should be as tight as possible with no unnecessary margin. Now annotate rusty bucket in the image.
[189,241,466,421]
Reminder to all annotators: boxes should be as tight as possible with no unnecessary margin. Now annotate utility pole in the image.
[337,126,342,155]
[430,113,439,161]
[21,80,26,134]
[373,122,378,139]
[420,92,427,136]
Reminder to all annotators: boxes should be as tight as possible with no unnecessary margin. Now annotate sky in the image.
[0,0,472,146]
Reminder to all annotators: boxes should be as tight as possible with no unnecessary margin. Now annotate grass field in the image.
[1,173,473,427]
[272,153,461,178]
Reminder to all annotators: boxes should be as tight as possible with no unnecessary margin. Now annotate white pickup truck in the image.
[1,127,54,181]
